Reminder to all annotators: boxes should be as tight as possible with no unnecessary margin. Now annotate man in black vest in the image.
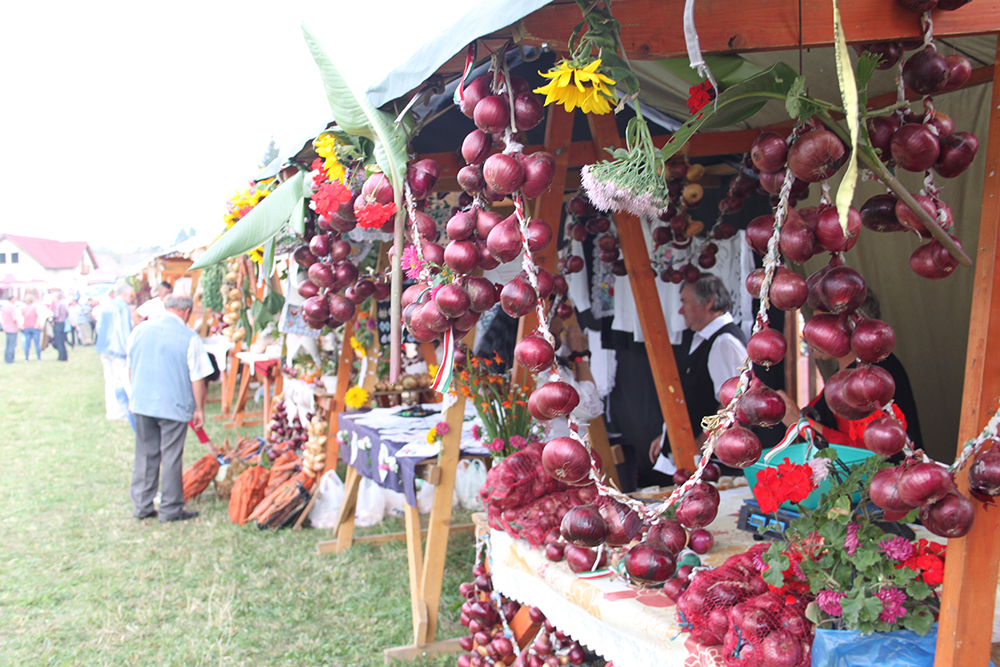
[649,274,747,467]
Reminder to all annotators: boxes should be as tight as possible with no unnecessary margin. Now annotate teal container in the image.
[743,443,876,511]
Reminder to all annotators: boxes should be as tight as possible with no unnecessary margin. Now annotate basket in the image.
[743,442,876,511]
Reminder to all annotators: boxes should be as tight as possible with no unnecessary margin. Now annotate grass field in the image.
[0,344,475,667]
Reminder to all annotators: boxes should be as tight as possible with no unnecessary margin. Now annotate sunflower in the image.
[349,336,366,356]
[344,386,370,410]
[534,59,617,115]
[313,133,346,183]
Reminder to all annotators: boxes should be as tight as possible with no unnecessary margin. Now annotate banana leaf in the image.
[191,172,304,270]
[661,62,799,161]
[655,55,763,89]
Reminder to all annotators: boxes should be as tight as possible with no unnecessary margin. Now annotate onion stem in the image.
[816,110,972,267]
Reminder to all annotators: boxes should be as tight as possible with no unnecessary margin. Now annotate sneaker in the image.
[160,510,199,523]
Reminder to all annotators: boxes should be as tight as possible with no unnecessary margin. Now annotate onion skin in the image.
[715,426,764,469]
[521,152,556,199]
[406,159,439,199]
[817,265,867,314]
[526,219,553,252]
[476,210,503,239]
[825,369,877,421]
[920,488,975,538]
[532,381,580,419]
[869,466,913,512]
[457,165,485,193]
[969,442,1000,496]
[941,54,973,92]
[844,364,896,411]
[514,335,555,372]
[935,132,979,178]
[911,241,956,279]
[513,93,545,131]
[500,279,537,319]
[675,483,720,529]
[863,416,908,457]
[750,132,789,173]
[302,295,330,323]
[903,46,951,96]
[851,318,896,363]
[435,283,472,319]
[293,245,319,268]
[624,540,677,585]
[487,217,522,263]
[735,386,787,428]
[898,461,954,507]
[647,519,688,554]
[560,504,608,547]
[444,240,480,275]
[446,210,478,241]
[779,214,819,263]
[745,215,775,255]
[473,96,510,134]
[787,130,847,182]
[891,123,941,172]
[815,206,862,253]
[802,313,853,358]
[769,268,809,311]
[598,497,642,546]
[483,153,524,195]
[464,276,498,313]
[688,529,714,554]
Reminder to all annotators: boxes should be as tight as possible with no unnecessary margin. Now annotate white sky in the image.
[0,1,337,253]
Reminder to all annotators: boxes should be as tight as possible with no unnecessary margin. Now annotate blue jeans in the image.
[22,328,41,360]
[4,332,15,363]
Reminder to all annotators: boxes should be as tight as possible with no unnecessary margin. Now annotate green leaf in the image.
[861,594,883,622]
[302,24,409,199]
[655,55,764,88]
[261,237,275,283]
[661,62,798,161]
[191,172,304,270]
[289,196,306,236]
[905,578,932,601]
[902,608,936,635]
[841,593,863,626]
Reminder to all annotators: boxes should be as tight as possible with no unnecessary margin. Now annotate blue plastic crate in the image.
[744,442,876,511]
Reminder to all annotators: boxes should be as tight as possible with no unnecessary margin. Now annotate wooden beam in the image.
[935,34,1000,667]
[514,0,999,60]
[383,637,465,664]
[404,503,427,645]
[513,105,576,386]
[315,523,476,554]
[585,112,699,473]
[321,316,357,476]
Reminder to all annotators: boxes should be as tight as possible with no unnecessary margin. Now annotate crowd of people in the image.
[1,290,94,363]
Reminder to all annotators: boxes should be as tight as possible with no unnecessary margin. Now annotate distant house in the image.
[0,234,99,287]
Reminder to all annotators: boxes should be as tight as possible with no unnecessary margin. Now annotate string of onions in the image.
[950,400,1000,472]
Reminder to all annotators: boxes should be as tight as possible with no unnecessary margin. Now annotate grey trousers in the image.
[131,414,188,520]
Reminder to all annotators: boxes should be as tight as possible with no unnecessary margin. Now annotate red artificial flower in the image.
[897,539,946,587]
[687,81,716,115]
[752,458,817,513]
[312,180,353,218]
[356,201,398,229]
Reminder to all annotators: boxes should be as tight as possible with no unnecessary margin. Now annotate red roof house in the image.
[0,234,99,287]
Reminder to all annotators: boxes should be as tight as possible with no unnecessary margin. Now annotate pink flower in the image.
[435,421,450,435]
[808,458,831,485]
[488,438,505,452]
[878,536,915,562]
[845,522,860,556]
[471,425,481,440]
[875,587,908,624]
[751,551,768,573]
[509,435,527,450]
[401,245,423,280]
[817,590,847,617]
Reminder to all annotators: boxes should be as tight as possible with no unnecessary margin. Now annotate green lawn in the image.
[0,345,474,667]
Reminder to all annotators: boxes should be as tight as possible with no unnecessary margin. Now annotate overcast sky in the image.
[0,1,337,253]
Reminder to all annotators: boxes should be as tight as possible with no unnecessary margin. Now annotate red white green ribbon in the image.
[431,326,456,394]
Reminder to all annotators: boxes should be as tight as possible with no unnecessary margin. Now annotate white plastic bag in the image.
[383,488,406,518]
[354,477,386,527]
[416,479,435,515]
[455,459,487,510]
[308,470,345,529]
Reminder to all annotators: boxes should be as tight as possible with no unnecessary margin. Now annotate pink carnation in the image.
[401,245,423,280]
[509,435,527,450]
[845,522,860,556]
[488,438,505,452]
[435,421,450,436]
[817,590,847,617]
[878,536,915,562]
[875,587,908,624]
[471,425,482,440]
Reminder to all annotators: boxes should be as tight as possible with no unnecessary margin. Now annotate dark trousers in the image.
[132,415,188,520]
[52,324,67,361]
[4,332,15,363]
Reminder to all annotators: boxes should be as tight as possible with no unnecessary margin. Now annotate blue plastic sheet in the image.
[812,625,995,667]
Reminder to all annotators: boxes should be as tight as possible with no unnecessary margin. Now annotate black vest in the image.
[676,321,747,433]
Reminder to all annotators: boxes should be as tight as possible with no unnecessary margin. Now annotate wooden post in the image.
[512,105,575,387]
[934,35,1000,667]
[321,317,357,476]
[585,113,699,472]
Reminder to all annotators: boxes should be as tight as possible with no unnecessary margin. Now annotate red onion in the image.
[414,301,448,333]
[867,115,900,161]
[401,283,428,309]
[896,0,938,11]
[688,529,714,554]
[565,256,585,274]
[372,281,390,301]
[715,425,764,467]
[714,222,737,240]
[750,132,789,173]
[647,519,688,554]
[598,497,642,546]
[662,578,688,602]
[863,416,908,457]
[941,54,973,92]
[718,199,743,217]
[719,375,742,407]
[447,210,478,241]
[969,441,1000,496]
[545,542,565,562]
[736,386,788,428]
[483,154,524,195]
[851,318,896,363]
[903,46,951,96]
[898,460,953,507]
[457,165,485,193]
[302,295,330,323]
[869,466,914,512]
[435,283,471,319]
[779,214,819,263]
[473,96,510,134]
[515,335,555,372]
[487,217,523,263]
[459,75,490,118]
[747,328,787,367]
[513,93,544,131]
[935,132,979,178]
[307,262,335,289]
[894,193,938,236]
[410,212,438,241]
[297,279,320,299]
[760,630,802,667]
[521,152,556,199]
[343,284,363,305]
[891,123,941,172]
[855,41,902,69]
[309,233,332,257]
[624,540,676,585]
[354,279,376,299]
[333,262,359,291]
[406,159,439,199]
[526,219,553,252]
[770,268,809,311]
[673,468,692,486]
[675,483,720,529]
[787,130,846,182]
[419,242,444,270]
[815,206,861,253]
[920,488,975,538]
[464,277,498,313]
[551,275,569,296]
[825,369,877,421]
[758,170,785,195]
[860,194,904,233]
[555,301,574,319]
[444,240,480,275]
[911,242,955,279]
[293,245,319,268]
[817,265,867,314]
[844,364,895,411]
[462,130,492,166]
[702,462,722,482]
[564,544,607,573]
[532,381,580,419]
[560,504,608,547]
[802,313,853,357]
[569,222,590,241]
[746,214,775,255]
[500,279,536,318]
[452,309,480,332]
[567,196,590,216]
[327,294,356,324]
[361,172,394,205]
[329,239,352,263]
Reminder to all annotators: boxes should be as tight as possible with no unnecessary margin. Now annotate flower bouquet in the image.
[455,354,541,460]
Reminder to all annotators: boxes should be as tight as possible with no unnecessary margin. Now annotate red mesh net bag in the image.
[676,545,771,646]
[722,591,814,667]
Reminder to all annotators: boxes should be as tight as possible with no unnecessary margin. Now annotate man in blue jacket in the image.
[96,284,134,420]
[127,295,213,522]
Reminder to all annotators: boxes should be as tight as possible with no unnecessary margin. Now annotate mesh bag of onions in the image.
[676,546,771,646]
[499,486,598,546]
[722,591,814,667]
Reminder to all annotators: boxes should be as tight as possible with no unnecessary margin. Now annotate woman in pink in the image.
[21,295,41,361]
